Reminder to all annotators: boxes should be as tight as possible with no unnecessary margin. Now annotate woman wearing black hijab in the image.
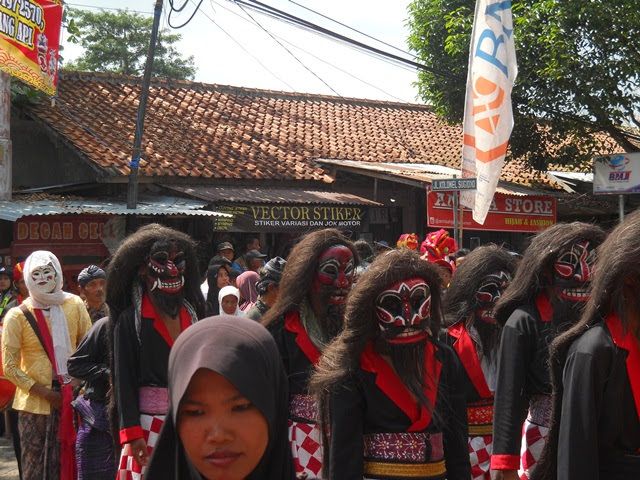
[148,316,295,479]
[205,256,232,316]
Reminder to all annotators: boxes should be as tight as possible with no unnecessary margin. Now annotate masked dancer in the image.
[107,224,205,479]
[443,245,517,479]
[312,249,470,479]
[490,223,606,480]
[262,228,357,479]
[533,211,640,480]
[2,251,92,480]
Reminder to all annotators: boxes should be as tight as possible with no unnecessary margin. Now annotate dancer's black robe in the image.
[327,339,470,480]
[556,313,640,480]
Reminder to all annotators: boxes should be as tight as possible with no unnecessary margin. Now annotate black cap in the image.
[77,265,106,287]
[216,241,234,252]
[245,249,267,260]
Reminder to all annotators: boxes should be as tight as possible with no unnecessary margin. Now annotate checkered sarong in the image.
[469,434,492,480]
[288,419,323,479]
[518,418,549,480]
[117,414,165,480]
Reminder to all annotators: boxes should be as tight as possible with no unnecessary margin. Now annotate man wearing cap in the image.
[245,249,267,273]
[246,257,286,322]
[77,265,109,323]
[216,241,243,274]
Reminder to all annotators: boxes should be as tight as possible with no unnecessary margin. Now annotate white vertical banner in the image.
[460,0,518,224]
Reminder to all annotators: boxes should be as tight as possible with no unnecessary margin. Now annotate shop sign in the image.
[213,204,366,232]
[14,215,108,245]
[593,153,640,194]
[427,191,556,233]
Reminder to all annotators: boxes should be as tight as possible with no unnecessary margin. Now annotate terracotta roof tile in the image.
[25,72,634,186]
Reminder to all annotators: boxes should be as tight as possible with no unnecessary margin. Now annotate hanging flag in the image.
[0,0,63,96]
[460,0,518,224]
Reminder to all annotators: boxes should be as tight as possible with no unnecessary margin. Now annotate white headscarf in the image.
[24,250,73,378]
[218,285,242,316]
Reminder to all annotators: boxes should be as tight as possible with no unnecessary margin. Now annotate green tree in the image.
[407,0,639,170]
[64,8,196,80]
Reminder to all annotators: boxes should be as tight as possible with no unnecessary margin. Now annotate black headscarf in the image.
[148,315,294,480]
[205,256,232,316]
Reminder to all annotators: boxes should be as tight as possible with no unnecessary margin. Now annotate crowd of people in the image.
[0,214,638,480]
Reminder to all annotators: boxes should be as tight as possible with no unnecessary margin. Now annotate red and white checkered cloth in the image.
[518,418,549,480]
[117,414,165,480]
[288,419,323,479]
[469,434,493,480]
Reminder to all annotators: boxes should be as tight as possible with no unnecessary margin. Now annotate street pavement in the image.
[0,437,19,479]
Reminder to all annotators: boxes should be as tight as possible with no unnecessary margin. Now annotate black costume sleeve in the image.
[328,373,365,480]
[267,319,290,375]
[113,310,142,443]
[441,346,472,479]
[556,346,609,479]
[492,320,530,468]
[67,317,109,384]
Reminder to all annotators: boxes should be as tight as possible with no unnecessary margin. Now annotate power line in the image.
[195,0,296,90]
[65,3,153,15]
[167,0,205,29]
[210,0,408,102]
[287,0,419,61]
[233,1,341,96]
[229,0,456,79]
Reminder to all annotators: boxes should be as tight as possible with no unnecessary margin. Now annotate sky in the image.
[62,0,423,103]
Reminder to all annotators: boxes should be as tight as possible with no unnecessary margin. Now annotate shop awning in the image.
[316,159,561,196]
[162,185,382,206]
[0,195,231,222]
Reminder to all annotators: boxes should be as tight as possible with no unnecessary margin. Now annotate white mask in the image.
[30,264,57,294]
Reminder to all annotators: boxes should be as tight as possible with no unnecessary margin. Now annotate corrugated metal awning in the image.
[162,185,381,206]
[317,159,558,197]
[0,195,230,222]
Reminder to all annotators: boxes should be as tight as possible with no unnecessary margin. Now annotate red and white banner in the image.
[427,190,556,233]
[461,0,518,224]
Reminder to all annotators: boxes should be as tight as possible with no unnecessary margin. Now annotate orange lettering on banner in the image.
[29,223,39,240]
[79,223,88,240]
[16,223,28,241]
[90,222,100,240]
[463,135,509,163]
[63,223,73,240]
[51,223,62,240]
[40,223,51,240]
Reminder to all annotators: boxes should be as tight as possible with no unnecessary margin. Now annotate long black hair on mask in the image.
[444,244,518,327]
[494,222,606,326]
[310,249,444,468]
[261,228,357,331]
[106,223,205,450]
[532,210,640,480]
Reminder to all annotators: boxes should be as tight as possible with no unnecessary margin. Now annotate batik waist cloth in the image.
[527,394,552,428]
[467,399,494,436]
[363,432,446,479]
[289,393,317,423]
[139,386,169,416]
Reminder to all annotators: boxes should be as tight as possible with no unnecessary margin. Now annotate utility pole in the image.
[127,0,164,209]
[0,72,12,201]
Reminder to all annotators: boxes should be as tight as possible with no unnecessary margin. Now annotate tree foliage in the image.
[407,0,640,170]
[64,8,196,80]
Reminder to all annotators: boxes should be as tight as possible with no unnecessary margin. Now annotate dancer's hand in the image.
[130,438,150,467]
[492,470,519,480]
[46,390,62,410]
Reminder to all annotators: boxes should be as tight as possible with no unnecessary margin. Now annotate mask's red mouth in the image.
[558,287,589,302]
[151,276,184,294]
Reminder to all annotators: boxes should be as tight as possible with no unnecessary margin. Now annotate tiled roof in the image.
[25,72,633,187]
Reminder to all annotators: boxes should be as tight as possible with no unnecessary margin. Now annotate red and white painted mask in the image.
[553,240,596,302]
[30,263,57,295]
[311,245,355,305]
[375,277,432,344]
[475,271,512,324]
[146,242,186,295]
